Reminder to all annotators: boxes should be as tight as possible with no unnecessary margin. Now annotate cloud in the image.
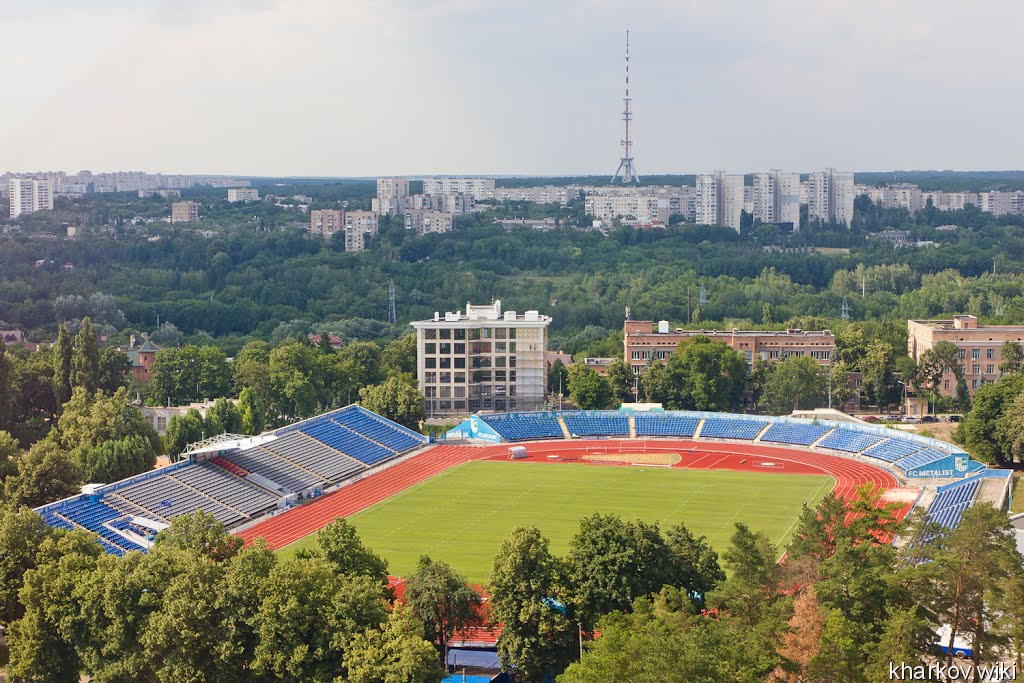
[1,0,1023,175]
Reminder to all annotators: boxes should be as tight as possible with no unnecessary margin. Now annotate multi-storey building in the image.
[807,168,855,227]
[421,177,495,199]
[374,177,410,216]
[309,209,378,251]
[171,201,200,223]
[227,188,259,202]
[408,192,473,215]
[585,195,662,224]
[907,315,1024,397]
[752,170,801,231]
[410,300,550,417]
[342,211,378,252]
[478,186,581,205]
[404,209,454,235]
[623,320,835,376]
[695,171,743,231]
[8,178,54,218]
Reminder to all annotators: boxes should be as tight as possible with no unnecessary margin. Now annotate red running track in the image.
[238,439,915,550]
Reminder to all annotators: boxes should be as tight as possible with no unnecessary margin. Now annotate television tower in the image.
[610,29,639,184]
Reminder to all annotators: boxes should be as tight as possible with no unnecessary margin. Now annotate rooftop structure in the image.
[908,315,1024,397]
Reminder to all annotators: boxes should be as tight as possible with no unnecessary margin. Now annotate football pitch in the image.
[278,460,834,582]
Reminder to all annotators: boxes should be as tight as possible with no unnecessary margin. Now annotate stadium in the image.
[35,405,1008,576]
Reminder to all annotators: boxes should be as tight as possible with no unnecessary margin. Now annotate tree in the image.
[381,334,417,376]
[346,603,444,683]
[664,521,724,606]
[826,359,855,408]
[548,359,569,397]
[252,559,387,682]
[305,517,389,583]
[52,323,73,412]
[0,337,11,432]
[238,387,265,435]
[151,345,232,407]
[3,441,82,508]
[164,409,206,457]
[566,364,612,410]
[959,372,1024,465]
[70,316,101,395]
[1000,340,1024,375]
[640,359,673,404]
[706,523,782,626]
[0,429,19,484]
[358,375,424,430]
[761,355,823,414]
[914,340,962,412]
[864,607,932,682]
[154,510,244,561]
[404,555,481,667]
[340,341,386,390]
[666,336,747,411]
[604,359,635,403]
[862,340,899,411]
[566,513,676,628]
[0,506,57,625]
[488,526,577,681]
[97,347,131,395]
[771,587,825,683]
[808,610,864,682]
[207,397,243,434]
[762,302,775,326]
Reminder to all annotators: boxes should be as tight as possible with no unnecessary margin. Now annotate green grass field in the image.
[278,461,834,582]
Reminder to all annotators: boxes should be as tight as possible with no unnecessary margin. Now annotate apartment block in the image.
[907,315,1024,397]
[752,170,801,231]
[374,177,410,216]
[309,209,378,251]
[404,209,454,235]
[807,169,855,227]
[421,177,495,199]
[585,195,663,224]
[478,186,581,205]
[227,188,259,202]
[623,320,835,376]
[410,300,550,417]
[171,201,200,223]
[696,171,743,231]
[8,178,54,218]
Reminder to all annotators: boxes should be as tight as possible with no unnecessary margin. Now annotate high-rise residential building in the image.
[227,188,259,202]
[374,177,410,216]
[585,195,662,224]
[696,171,743,231]
[310,209,378,251]
[8,178,54,218]
[752,170,801,231]
[404,209,454,235]
[410,300,550,417]
[310,209,344,238]
[421,177,495,200]
[807,169,855,227]
[171,201,200,223]
[342,211,378,252]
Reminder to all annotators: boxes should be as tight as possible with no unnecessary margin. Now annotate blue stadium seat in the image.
[926,478,981,530]
[699,418,767,441]
[895,448,949,472]
[863,438,925,463]
[634,414,700,437]
[479,413,565,441]
[759,423,832,446]
[817,428,885,453]
[562,411,630,437]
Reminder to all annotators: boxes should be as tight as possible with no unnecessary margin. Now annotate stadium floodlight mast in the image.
[610,29,640,184]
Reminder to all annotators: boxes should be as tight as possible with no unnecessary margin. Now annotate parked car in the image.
[949,415,962,423]
[903,416,920,424]
[922,415,937,423]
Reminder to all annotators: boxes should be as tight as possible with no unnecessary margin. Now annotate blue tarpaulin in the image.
[446,648,501,670]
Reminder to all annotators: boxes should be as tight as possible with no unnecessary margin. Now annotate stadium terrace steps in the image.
[698,417,769,441]
[759,422,833,447]
[558,417,572,439]
[265,431,367,480]
[562,411,630,437]
[816,428,885,453]
[926,477,981,530]
[479,412,566,441]
[864,438,926,464]
[634,414,700,438]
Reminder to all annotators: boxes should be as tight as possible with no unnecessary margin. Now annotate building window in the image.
[454,372,465,383]
[987,364,995,374]
[972,379,978,390]
[439,329,451,340]
[454,329,466,340]
[495,356,506,368]
[439,343,451,354]
[972,364,980,374]
[495,342,506,353]
[987,348,994,359]
[944,380,950,390]
[425,372,436,383]
[440,386,451,398]
[454,343,465,354]
[957,350,966,360]
[495,328,507,339]
[454,358,466,369]
[971,349,980,360]
[439,357,451,369]
[454,386,465,398]
[425,358,436,369]
[424,329,436,340]
[425,343,436,354]
[508,328,517,339]
[440,372,451,383]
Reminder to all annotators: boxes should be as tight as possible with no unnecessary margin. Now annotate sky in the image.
[1,0,1023,177]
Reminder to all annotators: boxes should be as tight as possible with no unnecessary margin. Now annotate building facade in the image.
[907,315,1024,397]
[695,171,744,231]
[807,169,855,227]
[8,178,54,218]
[309,209,377,251]
[310,209,345,238]
[227,188,259,202]
[374,177,410,215]
[410,300,550,417]
[404,209,454,235]
[752,170,801,231]
[623,320,836,376]
[171,201,200,223]
[421,177,495,199]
